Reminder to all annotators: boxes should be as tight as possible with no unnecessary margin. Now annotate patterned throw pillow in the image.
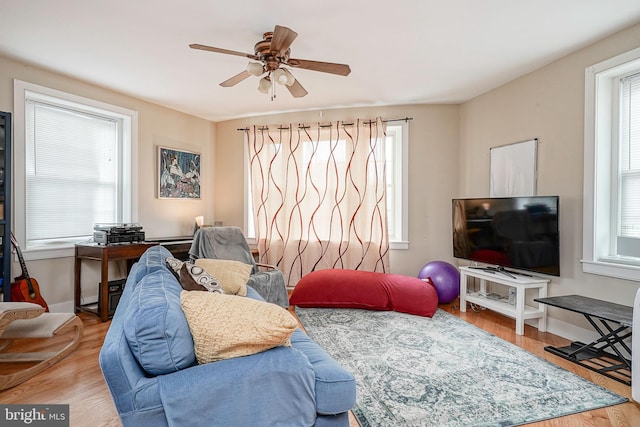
[180,290,298,363]
[166,257,223,293]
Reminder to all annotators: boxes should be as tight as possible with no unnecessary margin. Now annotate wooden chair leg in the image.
[0,316,84,391]
[0,339,12,352]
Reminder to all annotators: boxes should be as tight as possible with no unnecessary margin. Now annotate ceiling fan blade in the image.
[286,79,308,98]
[220,70,251,87]
[286,58,351,76]
[190,44,258,60]
[270,25,298,56]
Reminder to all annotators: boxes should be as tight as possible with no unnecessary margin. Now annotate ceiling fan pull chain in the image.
[271,74,276,101]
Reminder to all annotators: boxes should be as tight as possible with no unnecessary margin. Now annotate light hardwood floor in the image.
[1,302,638,427]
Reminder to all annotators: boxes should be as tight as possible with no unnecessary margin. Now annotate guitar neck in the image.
[10,234,30,280]
[17,252,30,280]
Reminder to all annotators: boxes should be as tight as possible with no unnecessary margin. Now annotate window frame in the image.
[13,80,138,260]
[582,47,640,282]
[244,121,409,249]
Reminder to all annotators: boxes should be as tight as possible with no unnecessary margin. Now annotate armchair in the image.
[189,226,288,307]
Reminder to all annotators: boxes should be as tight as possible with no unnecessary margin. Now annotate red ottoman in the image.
[290,269,439,317]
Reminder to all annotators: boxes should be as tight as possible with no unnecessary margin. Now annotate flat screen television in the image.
[452,196,560,277]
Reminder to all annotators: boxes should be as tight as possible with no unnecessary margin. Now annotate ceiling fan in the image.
[189,25,351,99]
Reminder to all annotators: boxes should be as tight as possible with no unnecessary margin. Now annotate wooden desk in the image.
[535,294,633,385]
[145,237,193,261]
[74,239,192,321]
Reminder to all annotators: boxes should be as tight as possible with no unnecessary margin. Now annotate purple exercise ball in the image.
[418,261,460,304]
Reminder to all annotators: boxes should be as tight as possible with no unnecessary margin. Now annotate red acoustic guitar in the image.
[9,232,49,311]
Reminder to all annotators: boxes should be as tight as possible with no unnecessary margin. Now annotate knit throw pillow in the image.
[180,291,298,363]
[166,257,223,293]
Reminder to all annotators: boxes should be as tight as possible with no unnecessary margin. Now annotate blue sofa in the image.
[99,246,356,427]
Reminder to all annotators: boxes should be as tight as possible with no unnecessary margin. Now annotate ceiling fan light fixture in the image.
[247,62,264,76]
[272,68,288,85]
[258,76,272,94]
[282,68,296,86]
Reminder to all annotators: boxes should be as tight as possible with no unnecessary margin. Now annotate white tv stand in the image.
[459,266,549,335]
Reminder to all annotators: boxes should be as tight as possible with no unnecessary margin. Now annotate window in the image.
[13,80,138,259]
[384,123,409,248]
[583,47,640,281]
[245,121,408,249]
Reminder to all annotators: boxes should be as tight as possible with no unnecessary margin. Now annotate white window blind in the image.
[619,72,640,242]
[25,100,120,244]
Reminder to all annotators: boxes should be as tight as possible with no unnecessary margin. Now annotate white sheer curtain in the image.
[247,117,390,287]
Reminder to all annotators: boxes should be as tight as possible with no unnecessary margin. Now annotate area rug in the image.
[296,307,628,427]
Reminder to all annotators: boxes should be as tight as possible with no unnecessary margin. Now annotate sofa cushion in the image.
[290,269,439,317]
[245,285,265,301]
[180,291,298,364]
[290,329,356,415]
[194,259,251,296]
[126,245,174,288]
[123,269,197,375]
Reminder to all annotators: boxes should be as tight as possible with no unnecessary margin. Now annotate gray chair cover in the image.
[189,227,288,307]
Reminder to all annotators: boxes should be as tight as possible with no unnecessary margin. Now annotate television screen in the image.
[452,196,560,276]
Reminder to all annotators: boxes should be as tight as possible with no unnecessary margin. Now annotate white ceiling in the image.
[1,0,639,122]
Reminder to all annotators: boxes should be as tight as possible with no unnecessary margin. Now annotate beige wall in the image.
[214,104,460,277]
[459,23,640,336]
[0,55,216,308]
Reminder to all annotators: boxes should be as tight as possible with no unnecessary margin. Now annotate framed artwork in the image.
[158,146,201,199]
[490,138,538,197]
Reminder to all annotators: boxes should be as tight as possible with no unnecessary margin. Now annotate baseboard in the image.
[539,317,599,343]
[49,293,97,313]
[81,294,99,305]
[48,299,75,313]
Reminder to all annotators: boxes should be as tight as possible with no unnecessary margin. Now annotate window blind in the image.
[620,73,640,241]
[25,100,119,243]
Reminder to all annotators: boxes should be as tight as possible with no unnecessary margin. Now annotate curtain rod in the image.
[236,116,413,132]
